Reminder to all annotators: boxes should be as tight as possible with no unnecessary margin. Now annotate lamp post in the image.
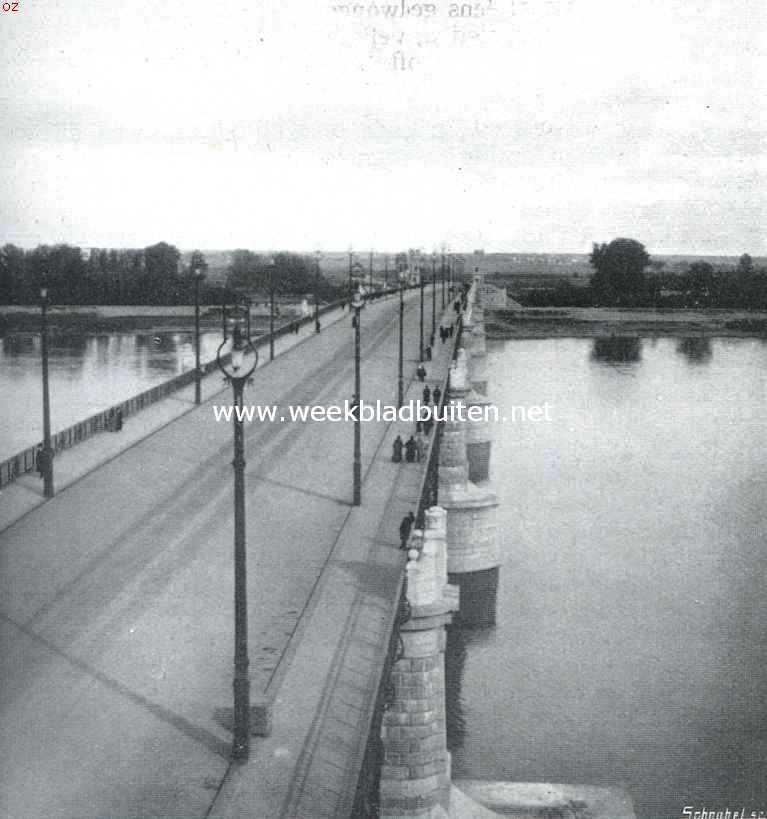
[268,257,275,361]
[398,270,407,409]
[441,250,446,308]
[419,264,425,361]
[314,250,322,333]
[431,253,437,346]
[369,250,374,294]
[384,254,389,296]
[194,267,203,405]
[40,287,54,498]
[216,305,259,760]
[352,284,364,506]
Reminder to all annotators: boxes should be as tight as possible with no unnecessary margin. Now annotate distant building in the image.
[245,295,311,317]
[471,249,486,277]
[477,282,507,308]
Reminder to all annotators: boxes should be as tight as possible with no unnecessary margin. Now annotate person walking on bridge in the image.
[392,435,404,463]
[422,385,431,405]
[399,510,415,549]
[35,445,45,479]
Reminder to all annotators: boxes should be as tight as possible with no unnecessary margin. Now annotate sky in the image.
[1,0,765,255]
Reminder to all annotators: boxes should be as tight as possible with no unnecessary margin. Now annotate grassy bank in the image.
[486,307,767,339]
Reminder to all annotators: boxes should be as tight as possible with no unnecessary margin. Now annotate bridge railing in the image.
[414,313,462,532]
[350,312,462,817]
[0,296,372,490]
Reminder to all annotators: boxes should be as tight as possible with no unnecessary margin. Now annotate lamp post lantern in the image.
[194,267,203,405]
[351,285,364,506]
[40,287,54,498]
[216,305,259,760]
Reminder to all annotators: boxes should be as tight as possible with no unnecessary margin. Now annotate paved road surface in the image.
[0,289,453,819]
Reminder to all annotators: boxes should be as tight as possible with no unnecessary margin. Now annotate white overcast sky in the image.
[1,0,765,254]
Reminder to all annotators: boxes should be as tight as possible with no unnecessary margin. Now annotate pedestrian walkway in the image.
[0,303,349,534]
[0,287,457,819]
[212,301,458,819]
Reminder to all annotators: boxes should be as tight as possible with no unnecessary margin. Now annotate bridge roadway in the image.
[0,288,456,819]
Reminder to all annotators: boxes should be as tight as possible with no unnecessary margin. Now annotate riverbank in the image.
[486,306,767,338]
[0,310,287,336]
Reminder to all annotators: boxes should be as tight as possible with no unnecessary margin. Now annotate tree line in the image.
[523,238,767,309]
[0,243,343,305]
[225,251,340,301]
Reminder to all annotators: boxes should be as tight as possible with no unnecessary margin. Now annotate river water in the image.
[2,329,766,817]
[447,337,767,819]
[0,330,223,458]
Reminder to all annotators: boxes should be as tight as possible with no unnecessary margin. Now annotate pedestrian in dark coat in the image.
[425,345,432,362]
[416,363,427,382]
[415,432,425,462]
[422,385,431,405]
[423,415,434,436]
[35,445,45,478]
[399,511,416,549]
[432,386,441,407]
[115,408,123,431]
[405,436,417,463]
[392,435,404,463]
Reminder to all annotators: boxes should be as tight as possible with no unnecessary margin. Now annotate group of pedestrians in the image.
[395,300,464,550]
[391,434,423,464]
[390,378,444,466]
[421,384,441,408]
[106,407,123,432]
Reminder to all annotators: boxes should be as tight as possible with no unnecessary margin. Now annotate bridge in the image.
[0,283,635,818]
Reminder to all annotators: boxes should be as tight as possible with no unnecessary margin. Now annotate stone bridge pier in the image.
[376,283,636,818]
[438,347,499,628]
[379,508,459,819]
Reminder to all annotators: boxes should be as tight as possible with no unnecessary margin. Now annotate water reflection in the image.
[452,337,767,819]
[676,336,713,364]
[445,626,468,753]
[590,336,642,364]
[1,334,36,360]
[0,329,222,458]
